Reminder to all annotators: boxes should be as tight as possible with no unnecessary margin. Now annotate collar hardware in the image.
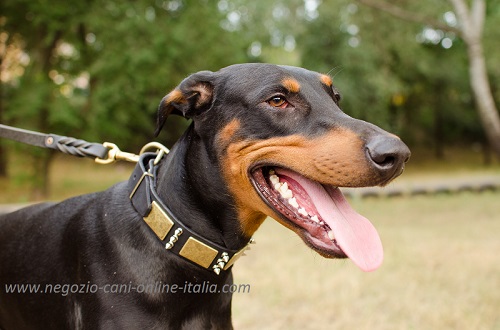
[128,151,253,275]
[143,201,174,241]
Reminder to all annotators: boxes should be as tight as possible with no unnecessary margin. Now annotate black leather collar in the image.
[128,153,253,275]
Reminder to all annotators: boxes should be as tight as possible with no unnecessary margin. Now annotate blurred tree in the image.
[83,0,249,149]
[1,0,249,198]
[2,0,94,197]
[299,0,497,159]
[214,0,305,64]
[355,0,500,159]
[0,45,5,177]
[300,1,420,133]
[2,0,499,200]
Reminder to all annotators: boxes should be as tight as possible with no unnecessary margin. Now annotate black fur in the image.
[0,64,410,329]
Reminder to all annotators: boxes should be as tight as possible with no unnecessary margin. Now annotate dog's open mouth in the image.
[251,166,383,272]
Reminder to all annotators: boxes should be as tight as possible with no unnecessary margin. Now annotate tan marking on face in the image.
[281,78,301,93]
[165,89,186,104]
[219,128,380,238]
[320,74,333,87]
[217,119,241,147]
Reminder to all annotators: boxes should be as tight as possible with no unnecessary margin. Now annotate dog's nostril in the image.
[366,136,410,171]
[371,153,396,168]
[367,148,397,168]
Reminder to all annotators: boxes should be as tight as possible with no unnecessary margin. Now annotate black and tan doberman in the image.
[0,64,410,329]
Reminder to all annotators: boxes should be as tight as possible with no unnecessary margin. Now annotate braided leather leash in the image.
[0,124,166,164]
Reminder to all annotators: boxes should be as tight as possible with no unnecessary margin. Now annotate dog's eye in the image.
[267,96,288,108]
[333,89,342,104]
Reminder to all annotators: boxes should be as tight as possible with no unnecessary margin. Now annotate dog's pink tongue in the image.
[276,169,383,272]
[322,186,383,272]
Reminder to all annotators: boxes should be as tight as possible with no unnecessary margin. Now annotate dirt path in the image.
[1,174,499,214]
[343,173,500,198]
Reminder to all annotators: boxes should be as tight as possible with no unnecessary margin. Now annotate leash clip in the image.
[140,142,170,165]
[95,142,140,164]
[96,141,170,165]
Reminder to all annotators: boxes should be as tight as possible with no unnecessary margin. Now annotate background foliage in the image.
[1,0,499,196]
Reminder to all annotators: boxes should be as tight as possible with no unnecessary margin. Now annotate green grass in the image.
[403,146,499,177]
[0,154,134,203]
[1,146,498,203]
[232,192,500,329]
[1,148,499,329]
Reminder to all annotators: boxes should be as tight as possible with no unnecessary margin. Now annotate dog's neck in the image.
[155,125,248,251]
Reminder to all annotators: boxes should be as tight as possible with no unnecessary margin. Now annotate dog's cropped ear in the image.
[155,71,215,136]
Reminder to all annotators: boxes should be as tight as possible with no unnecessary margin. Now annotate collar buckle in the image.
[128,151,253,275]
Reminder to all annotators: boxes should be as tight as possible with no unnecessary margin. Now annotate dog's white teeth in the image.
[298,208,308,217]
[281,190,293,199]
[269,174,323,222]
[278,182,293,199]
[279,182,288,192]
[288,197,299,209]
[271,177,306,213]
[327,230,335,241]
[269,174,279,184]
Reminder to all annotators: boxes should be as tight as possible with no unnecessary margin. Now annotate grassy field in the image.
[0,146,499,203]
[232,192,500,329]
[0,148,499,329]
[0,154,135,203]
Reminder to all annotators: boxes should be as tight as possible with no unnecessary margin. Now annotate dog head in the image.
[156,64,410,271]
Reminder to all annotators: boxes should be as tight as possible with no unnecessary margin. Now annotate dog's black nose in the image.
[366,135,411,178]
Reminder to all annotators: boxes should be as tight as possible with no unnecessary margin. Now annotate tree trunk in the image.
[0,49,7,177]
[466,39,500,158]
[29,27,62,198]
[355,0,500,159]
[0,143,6,178]
[31,151,54,200]
[434,85,445,159]
[450,0,500,158]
